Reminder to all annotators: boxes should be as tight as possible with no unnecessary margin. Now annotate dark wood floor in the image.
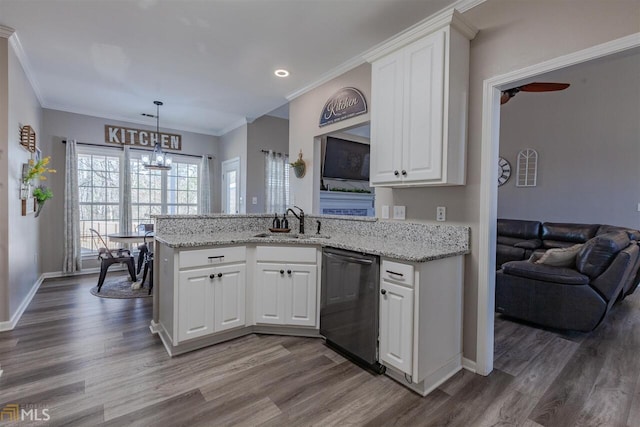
[1,274,639,426]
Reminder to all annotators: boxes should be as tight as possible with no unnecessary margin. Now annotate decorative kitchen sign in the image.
[319,87,367,127]
[104,125,182,151]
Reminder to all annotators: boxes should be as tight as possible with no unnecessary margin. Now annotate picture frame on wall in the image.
[34,147,42,163]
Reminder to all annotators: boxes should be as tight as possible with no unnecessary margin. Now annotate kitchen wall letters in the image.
[319,87,367,127]
[104,125,182,151]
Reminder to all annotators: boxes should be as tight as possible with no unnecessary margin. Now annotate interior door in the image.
[221,157,240,214]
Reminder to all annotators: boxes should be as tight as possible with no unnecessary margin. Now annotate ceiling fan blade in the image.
[500,92,511,105]
[518,82,570,92]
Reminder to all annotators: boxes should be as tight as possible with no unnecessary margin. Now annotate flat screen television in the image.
[323,136,370,181]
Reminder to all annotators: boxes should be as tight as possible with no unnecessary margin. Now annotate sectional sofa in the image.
[495,219,640,331]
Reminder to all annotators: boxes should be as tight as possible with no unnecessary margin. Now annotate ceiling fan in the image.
[501,82,570,105]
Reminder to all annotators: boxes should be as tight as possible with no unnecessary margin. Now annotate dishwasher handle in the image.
[324,252,374,265]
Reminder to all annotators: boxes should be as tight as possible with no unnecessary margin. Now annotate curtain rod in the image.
[260,149,289,156]
[61,140,214,159]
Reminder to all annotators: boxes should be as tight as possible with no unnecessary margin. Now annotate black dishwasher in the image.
[320,247,385,374]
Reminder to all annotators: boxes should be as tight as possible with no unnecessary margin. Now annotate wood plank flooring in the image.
[1,274,639,426]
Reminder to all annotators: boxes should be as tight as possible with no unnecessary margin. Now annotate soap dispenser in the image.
[281,214,289,230]
[272,213,281,229]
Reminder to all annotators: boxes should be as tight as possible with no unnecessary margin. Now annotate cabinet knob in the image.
[209,274,215,279]
[401,170,407,176]
[394,170,399,176]
[381,289,387,295]
[280,270,284,274]
[217,272,223,278]
[287,269,292,275]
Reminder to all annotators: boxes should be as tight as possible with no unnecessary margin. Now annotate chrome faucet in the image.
[286,206,305,234]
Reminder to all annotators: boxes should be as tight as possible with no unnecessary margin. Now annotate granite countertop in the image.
[155,230,469,263]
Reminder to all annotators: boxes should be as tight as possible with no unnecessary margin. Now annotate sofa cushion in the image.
[541,223,600,246]
[542,240,581,249]
[536,244,583,268]
[576,231,630,278]
[514,239,542,250]
[498,219,541,240]
[597,225,640,241]
[502,261,590,285]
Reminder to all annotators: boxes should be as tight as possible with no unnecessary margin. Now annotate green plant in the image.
[33,185,53,203]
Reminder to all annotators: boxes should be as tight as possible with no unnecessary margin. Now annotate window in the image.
[264,151,290,213]
[78,147,200,255]
[78,149,120,254]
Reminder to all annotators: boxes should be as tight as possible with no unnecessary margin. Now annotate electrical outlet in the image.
[393,205,406,220]
[252,197,257,205]
[381,205,390,219]
[637,202,640,212]
[436,206,446,221]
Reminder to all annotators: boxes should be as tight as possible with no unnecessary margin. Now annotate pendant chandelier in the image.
[142,100,172,170]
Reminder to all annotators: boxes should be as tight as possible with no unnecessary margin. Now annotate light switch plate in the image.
[381,205,390,219]
[436,206,446,222]
[252,197,257,205]
[637,202,640,212]
[393,205,406,220]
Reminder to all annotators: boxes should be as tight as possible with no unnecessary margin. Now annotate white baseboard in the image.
[0,274,45,332]
[42,266,125,279]
[462,357,477,373]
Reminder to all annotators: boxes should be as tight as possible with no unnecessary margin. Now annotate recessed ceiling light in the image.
[274,69,290,78]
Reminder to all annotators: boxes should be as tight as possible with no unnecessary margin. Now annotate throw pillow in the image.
[535,244,583,268]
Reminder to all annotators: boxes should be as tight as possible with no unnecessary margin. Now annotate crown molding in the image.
[363,9,478,63]
[8,32,45,106]
[285,0,484,102]
[219,117,250,136]
[0,25,15,39]
[42,103,222,137]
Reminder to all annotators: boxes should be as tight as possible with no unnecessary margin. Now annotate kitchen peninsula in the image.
[151,214,469,396]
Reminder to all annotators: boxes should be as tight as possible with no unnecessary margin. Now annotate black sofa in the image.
[495,219,640,331]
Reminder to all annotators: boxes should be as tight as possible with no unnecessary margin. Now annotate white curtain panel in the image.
[119,146,132,233]
[63,139,81,273]
[199,155,211,214]
[264,151,290,213]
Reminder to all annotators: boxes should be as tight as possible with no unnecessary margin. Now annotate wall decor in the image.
[21,197,36,216]
[290,150,307,178]
[20,125,36,153]
[516,149,538,187]
[319,87,367,127]
[497,157,511,187]
[104,124,182,151]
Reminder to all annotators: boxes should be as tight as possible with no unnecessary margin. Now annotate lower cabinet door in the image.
[178,268,215,342]
[379,280,414,375]
[213,264,246,332]
[255,263,286,324]
[286,264,317,327]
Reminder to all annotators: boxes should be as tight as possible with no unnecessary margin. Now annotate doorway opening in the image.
[221,157,240,214]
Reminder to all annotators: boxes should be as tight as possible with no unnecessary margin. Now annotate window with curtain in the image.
[77,146,201,255]
[264,151,290,213]
[78,148,121,254]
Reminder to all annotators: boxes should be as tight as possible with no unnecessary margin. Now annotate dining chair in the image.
[138,231,154,295]
[136,223,154,274]
[89,228,137,292]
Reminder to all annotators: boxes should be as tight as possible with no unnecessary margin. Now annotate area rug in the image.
[90,275,152,299]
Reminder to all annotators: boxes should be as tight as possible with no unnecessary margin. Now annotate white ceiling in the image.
[0,0,462,136]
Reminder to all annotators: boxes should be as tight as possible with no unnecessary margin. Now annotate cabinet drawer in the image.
[256,246,317,263]
[381,260,414,287]
[179,246,246,269]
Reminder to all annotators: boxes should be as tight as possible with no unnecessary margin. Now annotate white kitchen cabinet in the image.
[379,280,414,375]
[178,267,215,342]
[213,263,246,333]
[367,10,477,187]
[378,256,464,396]
[255,246,318,328]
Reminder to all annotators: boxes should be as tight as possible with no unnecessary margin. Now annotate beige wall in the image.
[246,115,289,213]
[498,51,640,228]
[290,0,640,362]
[39,109,219,273]
[0,37,9,323]
[289,63,372,212]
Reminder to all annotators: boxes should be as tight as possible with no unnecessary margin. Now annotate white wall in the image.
[246,115,289,213]
[290,0,640,362]
[39,109,219,273]
[0,37,10,323]
[498,51,640,228]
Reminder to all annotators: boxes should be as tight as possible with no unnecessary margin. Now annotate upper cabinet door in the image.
[370,50,404,185]
[402,30,445,182]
